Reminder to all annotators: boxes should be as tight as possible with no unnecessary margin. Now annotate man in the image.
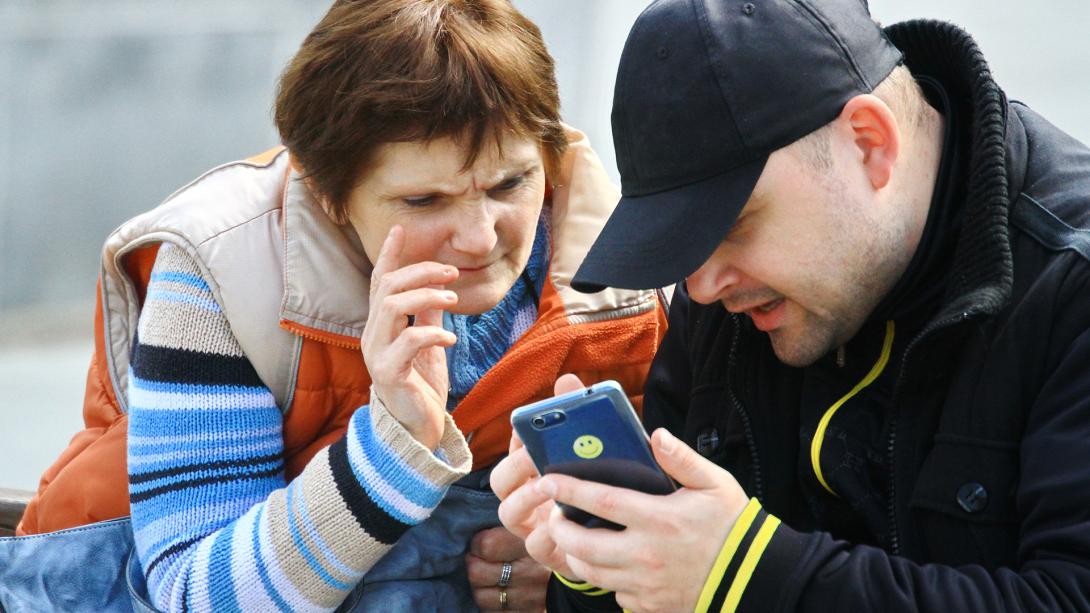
[492,0,1090,611]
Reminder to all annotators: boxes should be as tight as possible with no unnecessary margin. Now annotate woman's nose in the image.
[450,201,498,256]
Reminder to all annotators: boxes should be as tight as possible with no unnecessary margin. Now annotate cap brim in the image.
[572,154,768,292]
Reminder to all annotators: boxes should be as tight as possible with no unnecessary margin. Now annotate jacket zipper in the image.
[279,319,361,350]
[728,316,764,500]
[886,311,972,555]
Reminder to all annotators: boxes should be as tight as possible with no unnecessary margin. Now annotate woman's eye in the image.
[492,175,525,193]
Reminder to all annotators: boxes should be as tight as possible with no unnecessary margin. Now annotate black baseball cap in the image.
[572,0,903,292]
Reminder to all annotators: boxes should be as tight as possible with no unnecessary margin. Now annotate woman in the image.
[7,1,666,611]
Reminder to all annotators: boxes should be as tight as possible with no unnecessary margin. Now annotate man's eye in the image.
[402,195,435,207]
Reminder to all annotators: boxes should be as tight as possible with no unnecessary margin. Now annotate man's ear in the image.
[838,94,900,190]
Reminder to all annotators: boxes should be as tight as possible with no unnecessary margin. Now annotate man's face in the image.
[686,141,910,367]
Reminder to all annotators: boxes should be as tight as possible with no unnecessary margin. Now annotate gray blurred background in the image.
[1,1,1088,491]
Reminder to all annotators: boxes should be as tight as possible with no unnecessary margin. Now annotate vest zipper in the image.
[279,319,361,350]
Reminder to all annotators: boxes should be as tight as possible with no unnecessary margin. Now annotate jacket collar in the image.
[885,20,1015,323]
[278,128,656,343]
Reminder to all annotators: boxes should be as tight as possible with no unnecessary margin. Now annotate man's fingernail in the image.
[538,478,557,497]
[658,429,676,454]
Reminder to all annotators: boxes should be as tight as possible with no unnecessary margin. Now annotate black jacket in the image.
[553,20,1090,613]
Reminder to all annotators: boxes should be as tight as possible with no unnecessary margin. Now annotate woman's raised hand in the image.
[361,225,459,449]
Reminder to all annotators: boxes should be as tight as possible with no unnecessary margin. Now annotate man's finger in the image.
[554,373,585,396]
[508,428,524,454]
[547,506,629,569]
[537,473,655,528]
[469,526,528,561]
[650,428,727,491]
[563,553,627,596]
[524,523,572,578]
[497,478,553,537]
[490,447,539,500]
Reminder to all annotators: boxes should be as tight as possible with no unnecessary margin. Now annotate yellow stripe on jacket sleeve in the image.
[553,571,611,597]
[721,515,782,612]
[695,498,763,612]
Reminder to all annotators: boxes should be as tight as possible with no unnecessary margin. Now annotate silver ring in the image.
[499,589,509,610]
[498,561,513,588]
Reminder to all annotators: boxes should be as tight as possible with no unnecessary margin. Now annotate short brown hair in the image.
[275,0,567,221]
[796,65,931,171]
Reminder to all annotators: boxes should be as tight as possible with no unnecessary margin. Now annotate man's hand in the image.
[492,374,586,579]
[466,526,551,612]
[537,428,750,613]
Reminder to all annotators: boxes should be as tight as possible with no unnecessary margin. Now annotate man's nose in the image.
[686,259,740,305]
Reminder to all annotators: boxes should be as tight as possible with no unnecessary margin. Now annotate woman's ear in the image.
[323,199,349,226]
[291,154,347,224]
[838,93,900,190]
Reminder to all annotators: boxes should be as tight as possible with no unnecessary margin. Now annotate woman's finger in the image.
[370,326,456,382]
[373,260,458,300]
[471,583,547,613]
[465,554,548,589]
[469,526,528,562]
[369,225,405,300]
[374,288,457,342]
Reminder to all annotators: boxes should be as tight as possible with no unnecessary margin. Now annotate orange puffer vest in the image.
[18,131,667,535]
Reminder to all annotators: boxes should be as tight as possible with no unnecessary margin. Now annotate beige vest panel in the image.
[100,151,302,411]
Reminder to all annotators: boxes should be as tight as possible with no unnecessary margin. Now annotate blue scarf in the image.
[445,213,549,410]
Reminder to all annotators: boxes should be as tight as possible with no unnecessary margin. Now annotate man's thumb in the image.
[554,373,585,396]
[651,428,722,490]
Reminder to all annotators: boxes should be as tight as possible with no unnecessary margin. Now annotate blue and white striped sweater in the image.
[127,244,473,612]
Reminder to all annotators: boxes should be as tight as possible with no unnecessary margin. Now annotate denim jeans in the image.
[337,467,501,612]
[0,517,136,613]
[0,468,500,612]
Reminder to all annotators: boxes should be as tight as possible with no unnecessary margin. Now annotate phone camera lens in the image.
[531,416,546,428]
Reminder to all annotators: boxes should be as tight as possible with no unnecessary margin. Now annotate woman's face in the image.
[344,133,546,315]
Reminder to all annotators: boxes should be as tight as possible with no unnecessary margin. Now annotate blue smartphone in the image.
[510,380,675,530]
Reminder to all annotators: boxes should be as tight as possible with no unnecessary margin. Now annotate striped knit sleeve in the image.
[127,243,471,613]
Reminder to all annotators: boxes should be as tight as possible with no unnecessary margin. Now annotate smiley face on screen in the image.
[573,435,604,459]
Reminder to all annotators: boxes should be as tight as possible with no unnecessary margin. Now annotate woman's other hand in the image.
[362,225,459,449]
[466,526,551,612]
